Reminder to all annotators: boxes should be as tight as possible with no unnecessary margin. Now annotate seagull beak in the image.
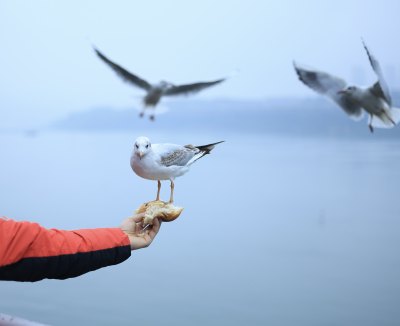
[337,89,346,95]
[138,152,144,160]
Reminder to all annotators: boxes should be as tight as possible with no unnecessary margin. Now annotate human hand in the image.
[120,213,161,250]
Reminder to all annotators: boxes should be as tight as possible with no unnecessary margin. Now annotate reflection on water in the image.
[1,130,400,325]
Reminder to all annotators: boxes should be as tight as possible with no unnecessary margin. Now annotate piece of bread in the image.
[135,200,184,225]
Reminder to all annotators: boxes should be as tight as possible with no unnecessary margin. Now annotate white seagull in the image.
[294,40,400,132]
[130,136,224,203]
[94,47,227,121]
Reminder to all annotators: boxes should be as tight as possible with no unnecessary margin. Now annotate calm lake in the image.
[1,129,400,325]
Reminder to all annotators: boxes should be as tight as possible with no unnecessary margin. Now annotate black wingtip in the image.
[361,38,375,68]
[92,45,108,60]
[92,45,101,55]
[361,38,373,58]
[293,61,300,75]
[213,78,227,85]
[196,140,225,154]
[92,46,110,63]
[210,140,225,148]
[361,38,368,51]
[293,62,304,82]
[361,37,367,47]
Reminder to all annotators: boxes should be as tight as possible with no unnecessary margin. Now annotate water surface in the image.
[1,130,400,325]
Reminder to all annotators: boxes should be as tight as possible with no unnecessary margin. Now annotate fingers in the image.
[127,217,162,250]
[148,218,161,239]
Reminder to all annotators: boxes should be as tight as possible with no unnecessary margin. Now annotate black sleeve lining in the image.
[0,245,131,282]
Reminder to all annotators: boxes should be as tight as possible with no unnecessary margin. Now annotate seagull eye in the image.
[145,144,149,149]
[135,144,139,149]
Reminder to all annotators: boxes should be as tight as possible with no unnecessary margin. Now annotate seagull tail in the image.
[370,108,400,129]
[389,108,400,125]
[188,141,225,165]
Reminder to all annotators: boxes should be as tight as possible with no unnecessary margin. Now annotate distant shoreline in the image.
[49,96,400,139]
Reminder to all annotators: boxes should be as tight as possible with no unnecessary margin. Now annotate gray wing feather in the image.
[94,47,152,91]
[294,62,347,95]
[362,40,392,105]
[294,62,363,119]
[160,146,198,167]
[163,78,225,96]
[370,82,389,103]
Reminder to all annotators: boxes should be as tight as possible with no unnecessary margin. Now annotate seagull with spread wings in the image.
[294,40,400,132]
[94,47,227,120]
[130,136,224,203]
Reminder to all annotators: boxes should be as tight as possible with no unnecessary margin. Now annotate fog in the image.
[1,1,400,325]
[1,0,400,127]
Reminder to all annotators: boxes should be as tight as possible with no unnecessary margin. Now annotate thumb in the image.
[131,212,146,223]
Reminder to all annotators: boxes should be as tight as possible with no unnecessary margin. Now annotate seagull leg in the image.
[369,124,374,133]
[139,110,145,118]
[149,114,155,121]
[156,180,161,201]
[369,114,374,133]
[169,179,175,203]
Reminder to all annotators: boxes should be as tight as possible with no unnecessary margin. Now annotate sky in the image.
[1,0,400,128]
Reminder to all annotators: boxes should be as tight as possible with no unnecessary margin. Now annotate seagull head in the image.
[337,86,360,96]
[158,80,173,90]
[134,136,152,160]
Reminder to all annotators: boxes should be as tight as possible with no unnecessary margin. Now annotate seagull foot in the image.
[369,125,374,133]
[135,200,183,225]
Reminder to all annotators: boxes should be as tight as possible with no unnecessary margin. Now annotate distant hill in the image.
[52,94,400,139]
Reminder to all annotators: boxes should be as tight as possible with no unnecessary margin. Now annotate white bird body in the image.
[349,87,386,114]
[130,137,223,202]
[347,86,400,129]
[294,40,400,132]
[131,144,190,181]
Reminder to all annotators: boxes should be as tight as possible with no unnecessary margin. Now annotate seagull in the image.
[94,47,227,121]
[294,40,400,132]
[130,136,224,203]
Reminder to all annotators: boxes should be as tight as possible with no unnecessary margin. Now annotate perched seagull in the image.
[94,47,227,120]
[130,136,224,203]
[294,40,400,132]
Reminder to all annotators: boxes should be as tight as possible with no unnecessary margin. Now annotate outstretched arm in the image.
[0,215,160,282]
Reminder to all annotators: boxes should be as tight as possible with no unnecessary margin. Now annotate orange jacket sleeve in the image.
[0,218,131,281]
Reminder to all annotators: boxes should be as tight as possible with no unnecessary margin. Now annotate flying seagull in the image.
[130,136,224,203]
[94,47,227,120]
[294,40,400,132]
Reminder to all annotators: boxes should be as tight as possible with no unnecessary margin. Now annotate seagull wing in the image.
[163,78,225,96]
[155,141,224,167]
[155,144,197,167]
[294,62,363,119]
[93,47,152,91]
[362,40,392,106]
